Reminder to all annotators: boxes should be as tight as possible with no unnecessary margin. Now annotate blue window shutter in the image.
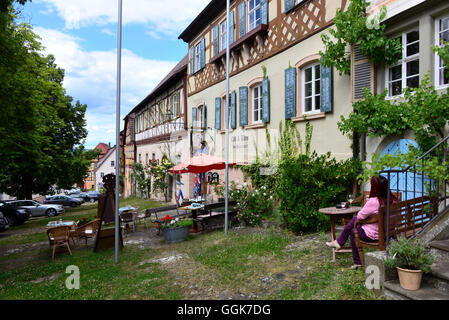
[262,77,270,123]
[200,38,206,69]
[213,25,219,56]
[261,0,268,25]
[215,97,221,130]
[192,107,197,127]
[320,65,333,113]
[230,10,235,44]
[231,91,236,129]
[189,47,194,75]
[202,105,207,129]
[238,2,246,38]
[285,67,297,119]
[239,86,248,126]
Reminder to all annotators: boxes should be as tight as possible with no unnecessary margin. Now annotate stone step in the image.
[384,279,449,300]
[425,262,449,293]
[429,239,449,262]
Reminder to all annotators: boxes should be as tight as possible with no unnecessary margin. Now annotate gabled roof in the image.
[126,54,188,117]
[96,146,116,169]
[178,0,225,43]
[94,143,110,155]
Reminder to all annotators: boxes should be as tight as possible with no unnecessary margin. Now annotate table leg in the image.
[330,216,336,262]
[191,209,199,233]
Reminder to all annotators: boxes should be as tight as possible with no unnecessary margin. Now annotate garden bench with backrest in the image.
[354,195,437,267]
[194,201,237,231]
[145,204,181,234]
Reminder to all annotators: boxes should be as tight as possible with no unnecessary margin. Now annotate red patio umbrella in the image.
[182,153,236,173]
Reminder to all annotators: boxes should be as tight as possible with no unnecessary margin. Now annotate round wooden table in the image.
[319,206,362,262]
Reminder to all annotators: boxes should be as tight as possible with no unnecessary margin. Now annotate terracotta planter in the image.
[396,267,423,291]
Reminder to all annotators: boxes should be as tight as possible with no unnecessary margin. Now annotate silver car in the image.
[8,200,64,217]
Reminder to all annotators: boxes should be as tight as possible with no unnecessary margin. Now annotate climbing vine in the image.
[319,0,402,75]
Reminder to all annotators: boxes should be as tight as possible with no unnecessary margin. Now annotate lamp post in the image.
[224,0,230,236]
[115,0,123,264]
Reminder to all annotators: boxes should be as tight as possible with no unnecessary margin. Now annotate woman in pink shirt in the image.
[326,176,397,268]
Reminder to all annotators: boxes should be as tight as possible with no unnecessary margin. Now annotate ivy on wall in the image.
[319,0,402,75]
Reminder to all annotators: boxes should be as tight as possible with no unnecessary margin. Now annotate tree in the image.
[0,2,95,199]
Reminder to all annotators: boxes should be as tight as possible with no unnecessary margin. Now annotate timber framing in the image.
[181,0,348,97]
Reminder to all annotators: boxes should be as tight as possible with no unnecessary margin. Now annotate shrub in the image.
[276,152,361,233]
[233,183,274,226]
[159,215,193,229]
[384,237,434,272]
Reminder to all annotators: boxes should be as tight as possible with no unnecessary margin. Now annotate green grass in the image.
[0,198,381,300]
[0,246,180,300]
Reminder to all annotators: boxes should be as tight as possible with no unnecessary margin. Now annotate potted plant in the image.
[77,216,96,227]
[160,215,193,243]
[384,236,434,291]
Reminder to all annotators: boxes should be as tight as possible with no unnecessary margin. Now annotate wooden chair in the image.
[135,208,149,229]
[77,219,100,247]
[354,195,432,268]
[120,211,136,235]
[69,222,80,248]
[47,225,72,260]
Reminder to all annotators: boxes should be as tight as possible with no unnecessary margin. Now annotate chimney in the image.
[108,142,111,148]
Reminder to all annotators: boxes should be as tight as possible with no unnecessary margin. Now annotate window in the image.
[386,29,420,96]
[303,63,321,114]
[101,172,104,178]
[435,16,449,87]
[220,19,227,51]
[111,161,114,167]
[145,153,148,166]
[252,84,262,124]
[139,153,141,164]
[172,93,180,118]
[248,0,261,32]
[194,43,201,73]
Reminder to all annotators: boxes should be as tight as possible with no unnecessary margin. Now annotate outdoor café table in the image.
[119,206,136,214]
[318,206,362,262]
[178,204,205,233]
[46,221,75,229]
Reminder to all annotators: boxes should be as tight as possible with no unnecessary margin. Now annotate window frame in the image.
[435,15,449,89]
[252,84,263,125]
[220,19,228,51]
[247,0,261,32]
[194,43,201,73]
[385,28,420,97]
[302,62,321,115]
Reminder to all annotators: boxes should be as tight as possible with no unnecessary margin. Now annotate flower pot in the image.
[162,226,190,244]
[396,267,423,291]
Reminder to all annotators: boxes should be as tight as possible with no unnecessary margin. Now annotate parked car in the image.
[87,191,101,202]
[0,201,30,226]
[72,192,91,203]
[7,200,64,217]
[44,195,83,207]
[0,211,9,232]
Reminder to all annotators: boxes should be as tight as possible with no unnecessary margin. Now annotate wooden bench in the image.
[194,201,237,232]
[145,204,179,234]
[355,195,437,267]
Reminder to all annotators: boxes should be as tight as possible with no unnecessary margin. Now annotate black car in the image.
[44,195,83,207]
[72,192,91,203]
[0,201,30,226]
[0,211,9,232]
[87,191,101,202]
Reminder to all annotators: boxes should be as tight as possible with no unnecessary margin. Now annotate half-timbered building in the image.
[178,0,354,192]
[123,55,189,201]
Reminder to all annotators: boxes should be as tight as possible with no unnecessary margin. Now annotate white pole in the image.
[115,0,123,264]
[224,0,230,236]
